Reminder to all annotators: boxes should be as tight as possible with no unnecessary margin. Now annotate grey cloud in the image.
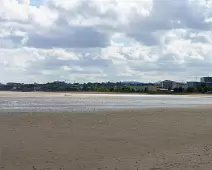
[184,31,210,43]
[21,0,212,48]
[128,61,158,72]
[26,26,110,48]
[151,0,209,30]
[2,0,212,49]
[127,32,159,46]
[128,57,186,74]
[25,0,116,49]
[25,53,113,76]
[186,60,212,72]
[124,0,212,45]
[76,58,112,68]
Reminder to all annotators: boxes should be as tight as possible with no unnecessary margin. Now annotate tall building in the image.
[161,80,176,90]
[162,80,186,90]
[200,77,212,83]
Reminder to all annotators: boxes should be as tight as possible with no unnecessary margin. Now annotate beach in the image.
[1,106,212,170]
[1,92,212,113]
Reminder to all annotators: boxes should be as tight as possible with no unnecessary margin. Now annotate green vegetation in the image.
[1,81,212,94]
[186,85,212,94]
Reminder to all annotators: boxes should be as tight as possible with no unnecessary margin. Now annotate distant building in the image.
[162,80,186,90]
[148,84,161,92]
[200,77,212,83]
[187,82,202,88]
[175,82,186,89]
[53,81,66,85]
[161,80,175,90]
[0,83,5,90]
[205,82,212,86]
[130,83,161,92]
[6,82,22,90]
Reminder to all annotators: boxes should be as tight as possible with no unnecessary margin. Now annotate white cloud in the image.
[1,0,212,83]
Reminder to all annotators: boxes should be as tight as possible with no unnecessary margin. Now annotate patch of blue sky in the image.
[30,0,48,6]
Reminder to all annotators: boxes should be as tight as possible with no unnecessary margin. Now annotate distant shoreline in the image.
[0,90,206,96]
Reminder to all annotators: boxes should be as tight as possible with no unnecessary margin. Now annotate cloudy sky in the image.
[1,0,212,83]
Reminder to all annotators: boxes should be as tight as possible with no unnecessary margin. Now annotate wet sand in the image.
[1,91,212,113]
[1,107,212,170]
[1,91,212,98]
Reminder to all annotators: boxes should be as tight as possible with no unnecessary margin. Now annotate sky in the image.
[1,0,212,83]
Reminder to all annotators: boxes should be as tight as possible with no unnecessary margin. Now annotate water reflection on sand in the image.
[0,92,212,112]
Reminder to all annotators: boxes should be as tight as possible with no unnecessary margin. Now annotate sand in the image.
[1,91,212,98]
[1,107,212,170]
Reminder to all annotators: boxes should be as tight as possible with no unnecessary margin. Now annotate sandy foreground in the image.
[1,108,212,170]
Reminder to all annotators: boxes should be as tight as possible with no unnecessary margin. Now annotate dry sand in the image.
[1,107,212,170]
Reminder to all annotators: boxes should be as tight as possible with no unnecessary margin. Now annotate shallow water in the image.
[0,92,212,112]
